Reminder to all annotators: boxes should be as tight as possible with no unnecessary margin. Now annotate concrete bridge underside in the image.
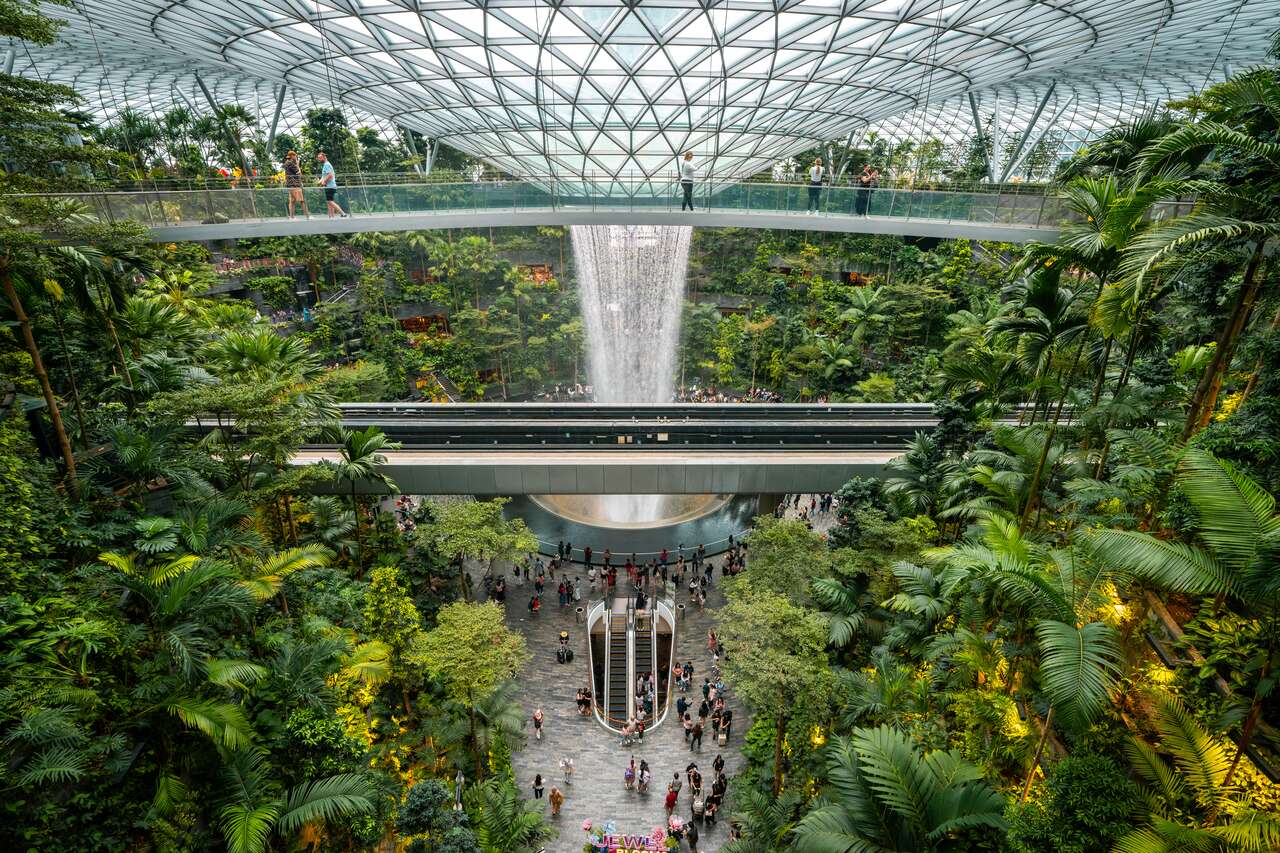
[294,448,900,495]
[150,207,1058,243]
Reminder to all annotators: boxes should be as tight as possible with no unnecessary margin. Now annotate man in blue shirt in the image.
[315,151,348,218]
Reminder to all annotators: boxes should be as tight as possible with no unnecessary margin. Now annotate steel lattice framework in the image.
[7,0,1279,181]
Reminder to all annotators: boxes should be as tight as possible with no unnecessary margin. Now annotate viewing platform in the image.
[15,177,1133,243]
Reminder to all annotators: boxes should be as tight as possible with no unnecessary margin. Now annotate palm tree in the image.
[1116,691,1280,853]
[0,239,79,490]
[328,425,401,571]
[812,575,883,652]
[792,727,1007,852]
[940,504,1235,800]
[885,432,954,517]
[301,496,357,559]
[989,265,1089,529]
[835,651,927,731]
[51,241,156,396]
[216,750,375,853]
[238,544,333,616]
[471,680,526,763]
[1087,448,1278,785]
[722,787,802,853]
[463,776,555,853]
[1122,71,1280,436]
[839,284,892,347]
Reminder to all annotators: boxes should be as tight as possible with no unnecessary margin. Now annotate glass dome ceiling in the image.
[11,0,1279,181]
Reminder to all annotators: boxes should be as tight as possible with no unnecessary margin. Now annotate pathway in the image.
[491,554,750,852]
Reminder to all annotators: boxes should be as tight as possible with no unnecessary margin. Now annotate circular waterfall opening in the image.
[504,493,760,559]
[529,494,730,529]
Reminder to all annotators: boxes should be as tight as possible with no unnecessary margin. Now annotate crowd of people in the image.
[674,385,791,403]
[773,491,839,526]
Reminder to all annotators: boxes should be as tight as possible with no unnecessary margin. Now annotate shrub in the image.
[1005,753,1139,853]
[248,274,299,310]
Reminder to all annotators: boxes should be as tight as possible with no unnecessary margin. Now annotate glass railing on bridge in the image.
[11,176,1200,231]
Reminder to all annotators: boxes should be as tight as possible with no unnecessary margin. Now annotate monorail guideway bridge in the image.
[275,403,949,495]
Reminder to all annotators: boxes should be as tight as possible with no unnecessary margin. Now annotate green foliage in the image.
[281,708,368,782]
[247,274,297,310]
[793,727,1008,852]
[362,564,423,656]
[409,602,529,709]
[1006,753,1140,853]
[736,515,831,605]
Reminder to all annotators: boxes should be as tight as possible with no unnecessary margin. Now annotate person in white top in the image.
[807,157,825,212]
[680,151,697,211]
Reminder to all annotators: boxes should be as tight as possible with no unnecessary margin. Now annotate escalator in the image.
[634,615,653,716]
[606,612,629,723]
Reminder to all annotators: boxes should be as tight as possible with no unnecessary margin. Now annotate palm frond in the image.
[17,745,89,785]
[276,774,375,834]
[1083,529,1233,594]
[1177,448,1279,570]
[1036,619,1122,729]
[166,697,256,750]
[219,801,281,853]
[206,659,270,690]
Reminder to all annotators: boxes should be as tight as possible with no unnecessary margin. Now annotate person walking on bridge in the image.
[315,152,348,218]
[283,151,308,219]
[680,151,697,211]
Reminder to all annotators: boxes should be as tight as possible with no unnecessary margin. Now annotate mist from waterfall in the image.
[570,224,692,524]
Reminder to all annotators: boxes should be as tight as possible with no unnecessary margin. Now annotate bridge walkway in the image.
[17,179,1108,243]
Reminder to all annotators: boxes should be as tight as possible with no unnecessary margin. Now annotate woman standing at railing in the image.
[283,151,309,219]
[680,151,697,211]
[807,157,826,212]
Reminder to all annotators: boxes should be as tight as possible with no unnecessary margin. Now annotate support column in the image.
[998,82,1056,183]
[266,83,287,158]
[401,126,424,174]
[195,73,252,180]
[968,92,996,184]
[3,49,15,77]
[1004,96,1074,182]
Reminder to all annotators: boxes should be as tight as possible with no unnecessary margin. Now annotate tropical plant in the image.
[792,726,1007,852]
[1088,448,1279,782]
[215,750,375,853]
[1115,692,1280,853]
[326,425,400,570]
[462,776,555,853]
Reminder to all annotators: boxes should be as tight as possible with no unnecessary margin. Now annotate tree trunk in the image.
[52,307,91,449]
[1089,336,1113,408]
[350,482,363,577]
[283,496,299,546]
[468,688,484,781]
[1019,423,1056,533]
[2,266,79,495]
[1238,305,1280,406]
[1222,633,1273,789]
[101,310,135,394]
[1021,705,1054,802]
[772,713,786,796]
[308,261,322,303]
[1184,241,1266,439]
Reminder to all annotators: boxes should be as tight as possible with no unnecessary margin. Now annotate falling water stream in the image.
[569,224,693,523]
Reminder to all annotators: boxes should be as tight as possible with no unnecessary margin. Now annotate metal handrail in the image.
[67,169,1057,195]
[584,599,612,732]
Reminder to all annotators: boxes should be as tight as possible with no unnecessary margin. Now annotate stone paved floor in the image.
[488,554,750,853]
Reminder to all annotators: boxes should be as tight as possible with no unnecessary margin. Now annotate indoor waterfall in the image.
[569,223,693,523]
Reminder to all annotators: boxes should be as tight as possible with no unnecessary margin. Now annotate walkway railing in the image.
[5,178,1141,231]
